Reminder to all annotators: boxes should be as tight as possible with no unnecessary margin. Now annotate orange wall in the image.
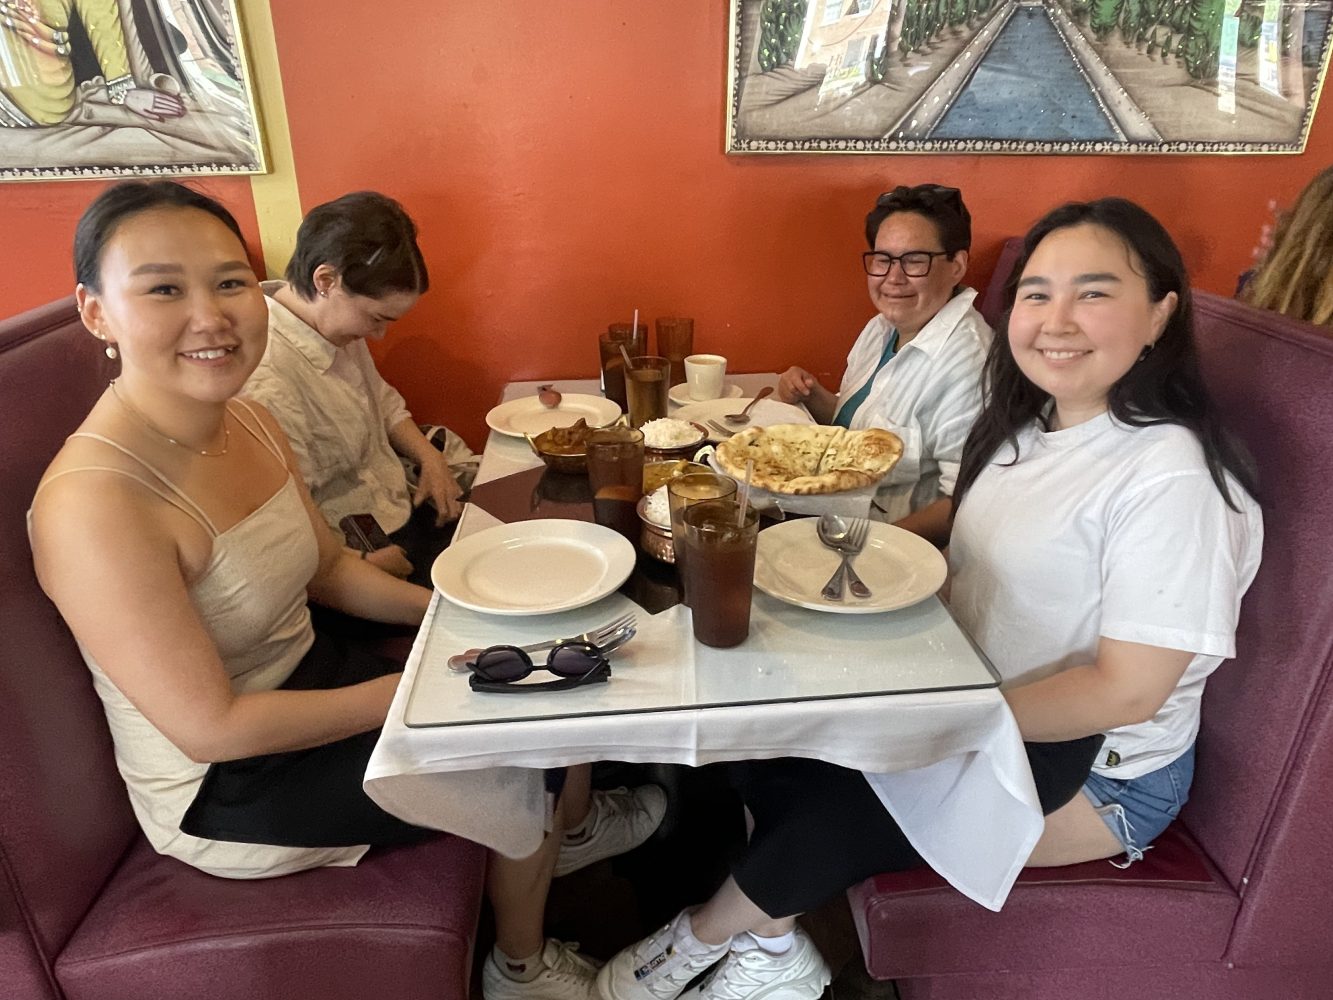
[0,178,261,311]
[4,2,1330,449]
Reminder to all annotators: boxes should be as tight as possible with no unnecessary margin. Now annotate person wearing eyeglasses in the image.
[776,184,990,546]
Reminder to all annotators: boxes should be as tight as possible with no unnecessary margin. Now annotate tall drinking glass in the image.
[667,473,737,604]
[598,324,646,411]
[679,500,759,648]
[587,427,644,543]
[625,355,670,428]
[655,317,694,388]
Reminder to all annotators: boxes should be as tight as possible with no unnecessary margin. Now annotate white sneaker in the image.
[483,939,602,1000]
[693,929,831,1000]
[555,785,668,877]
[596,911,728,1000]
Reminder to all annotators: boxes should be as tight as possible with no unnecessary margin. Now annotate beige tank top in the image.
[33,399,367,877]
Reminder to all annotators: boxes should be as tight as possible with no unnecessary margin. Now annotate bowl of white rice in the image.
[640,418,708,458]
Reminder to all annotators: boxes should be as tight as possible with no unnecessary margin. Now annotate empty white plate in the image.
[432,520,636,615]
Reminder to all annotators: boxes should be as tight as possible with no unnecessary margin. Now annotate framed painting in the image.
[0,0,266,180]
[726,0,1333,153]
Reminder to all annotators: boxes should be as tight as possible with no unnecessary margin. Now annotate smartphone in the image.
[339,513,393,553]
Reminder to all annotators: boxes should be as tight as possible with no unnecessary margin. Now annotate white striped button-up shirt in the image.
[832,288,992,522]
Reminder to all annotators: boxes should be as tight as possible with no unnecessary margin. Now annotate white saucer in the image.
[431,520,636,615]
[754,519,947,614]
[486,394,621,438]
[669,382,744,406]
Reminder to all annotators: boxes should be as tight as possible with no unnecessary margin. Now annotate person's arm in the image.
[244,404,431,623]
[388,416,463,524]
[776,366,839,423]
[30,476,399,764]
[1004,638,1193,742]
[893,496,952,546]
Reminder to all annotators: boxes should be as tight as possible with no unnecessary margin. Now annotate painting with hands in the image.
[0,0,264,178]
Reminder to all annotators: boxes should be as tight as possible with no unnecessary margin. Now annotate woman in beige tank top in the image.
[27,182,630,1000]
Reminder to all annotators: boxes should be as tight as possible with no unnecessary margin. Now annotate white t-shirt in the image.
[949,413,1264,778]
[834,289,990,522]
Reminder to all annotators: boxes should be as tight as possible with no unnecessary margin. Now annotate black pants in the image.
[179,630,435,847]
[391,501,457,589]
[729,735,1104,917]
[180,627,565,849]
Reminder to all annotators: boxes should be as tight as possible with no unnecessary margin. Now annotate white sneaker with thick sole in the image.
[692,928,831,1000]
[596,911,728,1000]
[555,785,668,877]
[483,939,602,1000]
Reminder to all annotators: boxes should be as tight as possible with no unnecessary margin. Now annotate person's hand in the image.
[414,450,464,526]
[124,88,185,122]
[777,366,818,403]
[365,545,413,578]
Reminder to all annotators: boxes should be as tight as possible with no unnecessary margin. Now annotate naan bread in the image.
[715,424,902,495]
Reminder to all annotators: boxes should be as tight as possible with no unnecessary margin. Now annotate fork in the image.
[447,612,637,672]
[706,419,735,439]
[837,518,872,599]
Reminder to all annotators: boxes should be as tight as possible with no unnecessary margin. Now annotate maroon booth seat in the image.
[0,297,487,1000]
[848,290,1333,999]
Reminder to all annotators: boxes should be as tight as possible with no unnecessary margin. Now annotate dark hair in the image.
[954,197,1258,513]
[285,191,428,300]
[74,181,248,293]
[865,184,972,254]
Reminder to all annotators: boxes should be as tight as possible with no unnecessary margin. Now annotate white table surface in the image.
[365,376,1043,911]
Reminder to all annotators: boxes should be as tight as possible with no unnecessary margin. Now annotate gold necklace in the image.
[109,380,230,457]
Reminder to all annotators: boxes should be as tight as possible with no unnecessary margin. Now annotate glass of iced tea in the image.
[625,355,670,428]
[599,325,646,411]
[667,473,737,604]
[655,317,694,387]
[679,500,759,648]
[587,426,644,543]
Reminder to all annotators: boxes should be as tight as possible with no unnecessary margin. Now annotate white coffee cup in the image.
[684,354,727,400]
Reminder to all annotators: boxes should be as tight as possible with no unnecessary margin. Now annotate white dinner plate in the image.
[674,397,814,442]
[668,382,744,406]
[754,519,947,614]
[431,520,636,615]
[485,394,621,438]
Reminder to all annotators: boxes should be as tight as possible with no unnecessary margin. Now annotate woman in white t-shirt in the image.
[593,199,1263,1000]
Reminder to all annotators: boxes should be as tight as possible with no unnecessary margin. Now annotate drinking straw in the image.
[737,458,754,527]
[620,308,640,370]
[619,342,634,370]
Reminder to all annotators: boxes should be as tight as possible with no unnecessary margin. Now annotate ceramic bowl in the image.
[636,496,675,564]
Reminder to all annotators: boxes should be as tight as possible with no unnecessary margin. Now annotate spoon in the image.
[724,385,774,424]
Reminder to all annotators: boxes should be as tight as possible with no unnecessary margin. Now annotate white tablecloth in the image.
[365,377,1043,911]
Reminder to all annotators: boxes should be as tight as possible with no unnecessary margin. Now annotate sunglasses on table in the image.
[467,640,611,694]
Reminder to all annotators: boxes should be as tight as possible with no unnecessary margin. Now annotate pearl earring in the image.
[105,343,119,360]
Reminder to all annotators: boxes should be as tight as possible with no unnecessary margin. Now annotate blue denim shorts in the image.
[1080,743,1196,866]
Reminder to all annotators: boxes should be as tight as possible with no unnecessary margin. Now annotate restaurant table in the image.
[366,377,1043,911]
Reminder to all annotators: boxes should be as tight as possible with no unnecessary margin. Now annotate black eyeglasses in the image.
[862,250,953,277]
[467,640,611,694]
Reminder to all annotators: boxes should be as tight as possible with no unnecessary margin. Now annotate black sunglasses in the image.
[467,640,611,694]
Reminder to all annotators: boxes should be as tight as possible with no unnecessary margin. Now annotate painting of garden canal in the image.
[727,0,1333,152]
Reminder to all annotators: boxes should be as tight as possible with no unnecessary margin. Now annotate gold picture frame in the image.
[726,0,1333,154]
[0,0,267,180]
